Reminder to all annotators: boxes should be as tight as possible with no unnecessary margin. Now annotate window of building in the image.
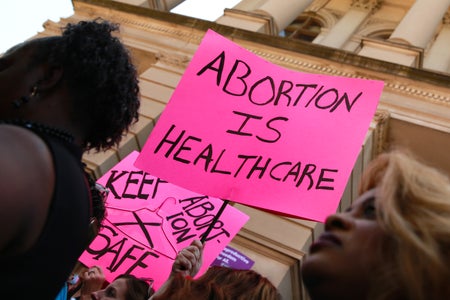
[282,15,323,42]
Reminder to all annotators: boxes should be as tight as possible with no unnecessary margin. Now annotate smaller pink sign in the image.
[79,151,249,289]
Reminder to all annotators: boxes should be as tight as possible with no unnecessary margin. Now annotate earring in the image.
[30,85,38,97]
[12,85,38,109]
[12,96,29,108]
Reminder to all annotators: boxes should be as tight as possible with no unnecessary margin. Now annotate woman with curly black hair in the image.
[0,19,139,299]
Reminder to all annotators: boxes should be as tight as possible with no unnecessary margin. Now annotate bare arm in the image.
[0,125,54,256]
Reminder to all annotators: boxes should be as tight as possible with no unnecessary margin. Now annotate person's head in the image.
[0,19,140,151]
[301,150,450,300]
[91,274,151,300]
[152,266,281,300]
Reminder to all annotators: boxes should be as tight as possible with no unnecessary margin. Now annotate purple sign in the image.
[211,245,254,270]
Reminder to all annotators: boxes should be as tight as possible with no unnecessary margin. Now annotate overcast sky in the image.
[0,0,73,53]
[0,0,240,54]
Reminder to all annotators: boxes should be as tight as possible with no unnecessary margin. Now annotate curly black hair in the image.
[33,19,140,151]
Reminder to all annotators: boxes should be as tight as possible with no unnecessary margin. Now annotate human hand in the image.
[79,265,106,298]
[171,239,204,278]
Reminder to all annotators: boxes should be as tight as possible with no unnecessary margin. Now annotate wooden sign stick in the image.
[200,199,230,244]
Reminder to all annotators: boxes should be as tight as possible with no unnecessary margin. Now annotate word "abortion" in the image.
[197,51,363,113]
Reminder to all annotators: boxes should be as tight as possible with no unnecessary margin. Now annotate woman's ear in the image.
[38,64,63,91]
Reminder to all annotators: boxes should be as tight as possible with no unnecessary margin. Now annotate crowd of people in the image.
[1,17,450,300]
[65,242,280,300]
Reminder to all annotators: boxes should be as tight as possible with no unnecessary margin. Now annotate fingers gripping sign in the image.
[150,240,205,300]
[171,239,204,278]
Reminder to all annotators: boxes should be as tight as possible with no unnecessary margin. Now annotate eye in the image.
[106,287,116,297]
[363,201,376,219]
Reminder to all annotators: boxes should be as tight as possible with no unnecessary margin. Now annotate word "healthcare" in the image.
[154,124,338,191]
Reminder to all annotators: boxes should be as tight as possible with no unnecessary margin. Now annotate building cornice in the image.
[73,0,450,90]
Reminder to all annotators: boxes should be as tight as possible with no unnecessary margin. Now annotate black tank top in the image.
[0,130,91,299]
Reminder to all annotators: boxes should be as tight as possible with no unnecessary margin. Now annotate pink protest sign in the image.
[79,151,249,289]
[135,29,384,222]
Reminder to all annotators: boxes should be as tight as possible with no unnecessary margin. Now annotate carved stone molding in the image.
[224,8,276,35]
[372,110,390,155]
[42,19,68,35]
[72,1,450,111]
[147,0,184,11]
[357,19,395,36]
[388,82,450,106]
[73,1,202,43]
[444,12,450,25]
[155,51,191,68]
[306,0,330,13]
[351,0,383,12]
[248,48,450,108]
[307,9,340,29]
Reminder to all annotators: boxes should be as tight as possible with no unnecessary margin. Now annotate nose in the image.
[324,212,354,231]
[91,290,100,300]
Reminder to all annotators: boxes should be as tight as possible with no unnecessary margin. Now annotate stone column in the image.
[319,0,382,48]
[423,13,450,72]
[389,0,450,48]
[217,0,312,34]
[256,0,313,32]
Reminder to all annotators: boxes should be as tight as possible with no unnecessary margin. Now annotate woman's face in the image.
[301,188,389,299]
[0,41,40,118]
[91,278,128,300]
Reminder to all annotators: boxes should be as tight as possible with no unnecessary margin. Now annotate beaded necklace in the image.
[0,119,75,144]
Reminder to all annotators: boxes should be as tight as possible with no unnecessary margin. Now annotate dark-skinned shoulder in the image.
[0,125,55,256]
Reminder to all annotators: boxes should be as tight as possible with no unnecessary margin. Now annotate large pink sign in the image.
[79,151,249,289]
[135,29,384,222]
